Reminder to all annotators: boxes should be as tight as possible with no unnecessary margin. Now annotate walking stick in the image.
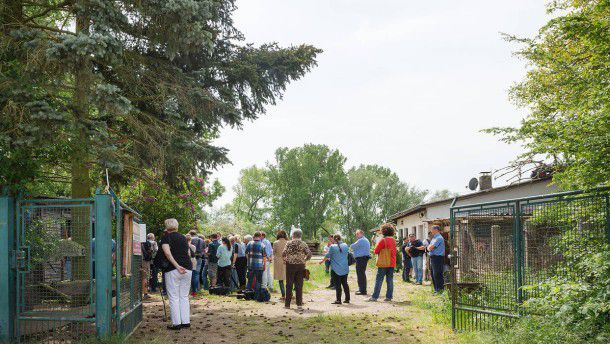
[160,276,168,322]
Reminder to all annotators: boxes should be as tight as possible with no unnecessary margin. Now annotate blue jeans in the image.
[371,267,394,300]
[201,260,209,290]
[191,258,202,292]
[248,269,264,300]
[411,256,423,284]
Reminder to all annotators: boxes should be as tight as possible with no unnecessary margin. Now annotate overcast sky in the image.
[210,0,549,206]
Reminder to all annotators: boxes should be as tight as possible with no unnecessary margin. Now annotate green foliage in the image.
[267,144,347,239]
[340,165,427,240]
[229,165,270,225]
[199,205,258,237]
[485,0,610,189]
[225,147,427,241]
[1,0,321,196]
[119,174,223,237]
[427,189,459,202]
[26,217,64,263]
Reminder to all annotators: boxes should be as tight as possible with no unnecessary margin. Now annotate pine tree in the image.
[1,0,321,196]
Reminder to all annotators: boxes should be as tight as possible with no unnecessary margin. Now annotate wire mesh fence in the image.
[450,188,610,331]
[16,199,96,343]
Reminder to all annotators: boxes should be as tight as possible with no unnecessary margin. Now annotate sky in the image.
[210,0,550,207]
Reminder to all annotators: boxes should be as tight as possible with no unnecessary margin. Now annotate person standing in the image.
[401,237,412,283]
[207,233,220,288]
[427,225,445,293]
[326,234,350,305]
[142,233,158,297]
[160,219,193,330]
[185,235,197,285]
[350,229,370,295]
[200,238,210,290]
[261,232,274,290]
[188,230,205,296]
[272,230,288,300]
[369,223,397,302]
[282,228,312,309]
[245,232,267,297]
[322,236,335,289]
[408,234,425,285]
[233,235,247,289]
[216,237,233,288]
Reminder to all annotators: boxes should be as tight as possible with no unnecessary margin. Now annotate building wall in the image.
[395,212,427,239]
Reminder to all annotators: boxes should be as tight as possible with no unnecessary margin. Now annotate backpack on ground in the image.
[209,286,231,295]
[256,288,271,302]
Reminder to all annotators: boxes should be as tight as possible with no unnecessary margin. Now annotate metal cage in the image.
[450,187,610,331]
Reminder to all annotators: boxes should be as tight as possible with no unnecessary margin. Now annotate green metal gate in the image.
[0,191,143,342]
[15,198,96,342]
[450,187,610,331]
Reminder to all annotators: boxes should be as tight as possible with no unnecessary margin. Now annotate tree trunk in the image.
[71,9,93,282]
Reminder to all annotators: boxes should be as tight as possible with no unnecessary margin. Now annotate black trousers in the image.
[430,255,445,292]
[355,256,369,293]
[218,265,232,288]
[150,264,159,292]
[331,270,350,302]
[235,257,247,287]
[285,263,305,307]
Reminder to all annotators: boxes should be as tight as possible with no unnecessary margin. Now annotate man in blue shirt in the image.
[350,229,371,295]
[427,225,446,293]
[261,232,274,290]
[326,234,350,304]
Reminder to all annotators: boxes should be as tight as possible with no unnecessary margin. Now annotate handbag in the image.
[304,268,310,281]
[348,252,356,266]
[376,237,393,268]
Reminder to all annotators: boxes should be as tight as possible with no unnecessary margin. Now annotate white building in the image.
[389,176,558,240]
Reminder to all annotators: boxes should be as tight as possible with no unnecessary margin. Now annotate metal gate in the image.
[450,187,610,331]
[0,191,143,342]
[15,198,96,342]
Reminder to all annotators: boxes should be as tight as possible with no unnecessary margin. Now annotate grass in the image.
[302,261,331,293]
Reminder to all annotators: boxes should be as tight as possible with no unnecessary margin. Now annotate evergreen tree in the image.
[0,0,321,196]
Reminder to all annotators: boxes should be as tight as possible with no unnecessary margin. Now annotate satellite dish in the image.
[468,177,479,191]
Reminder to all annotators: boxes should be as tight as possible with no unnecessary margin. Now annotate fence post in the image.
[95,192,113,338]
[0,195,16,342]
[449,206,456,330]
[514,201,523,312]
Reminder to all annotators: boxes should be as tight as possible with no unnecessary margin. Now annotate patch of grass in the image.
[303,262,331,293]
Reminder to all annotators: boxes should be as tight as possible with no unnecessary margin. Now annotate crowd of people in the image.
[139,219,446,331]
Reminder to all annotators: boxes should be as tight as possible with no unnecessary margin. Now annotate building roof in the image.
[387,177,552,222]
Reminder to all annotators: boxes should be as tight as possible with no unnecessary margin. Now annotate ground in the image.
[133,261,475,344]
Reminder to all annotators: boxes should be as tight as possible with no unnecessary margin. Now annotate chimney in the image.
[479,172,492,191]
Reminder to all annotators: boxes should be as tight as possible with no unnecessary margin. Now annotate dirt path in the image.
[133,266,461,344]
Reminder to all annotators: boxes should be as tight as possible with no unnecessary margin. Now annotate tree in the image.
[340,164,427,240]
[426,189,459,202]
[267,144,347,240]
[200,205,258,237]
[485,0,610,190]
[229,165,271,225]
[1,1,321,197]
[119,174,224,237]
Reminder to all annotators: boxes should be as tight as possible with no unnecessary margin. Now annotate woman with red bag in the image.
[368,223,397,302]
